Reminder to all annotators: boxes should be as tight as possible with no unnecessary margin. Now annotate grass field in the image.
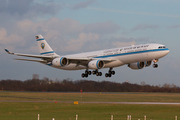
[0,91,180,120]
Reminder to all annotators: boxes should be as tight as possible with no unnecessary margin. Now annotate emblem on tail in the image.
[41,43,45,49]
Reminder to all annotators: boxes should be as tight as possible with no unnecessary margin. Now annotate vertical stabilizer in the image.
[36,35,57,56]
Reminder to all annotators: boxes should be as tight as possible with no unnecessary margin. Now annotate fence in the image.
[37,114,178,120]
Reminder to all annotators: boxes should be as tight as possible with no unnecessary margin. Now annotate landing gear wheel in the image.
[82,70,91,78]
[85,71,88,74]
[88,71,91,75]
[105,73,109,77]
[99,72,102,76]
[81,73,85,78]
[107,68,115,77]
[105,73,112,77]
[85,74,88,77]
[111,71,115,75]
[93,71,96,75]
[153,64,158,68]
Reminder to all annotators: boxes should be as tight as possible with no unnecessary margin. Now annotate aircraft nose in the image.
[165,48,170,55]
[167,48,170,53]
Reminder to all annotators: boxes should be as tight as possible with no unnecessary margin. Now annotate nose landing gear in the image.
[153,59,159,68]
[153,64,158,68]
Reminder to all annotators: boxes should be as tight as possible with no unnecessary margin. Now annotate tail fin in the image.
[36,35,58,56]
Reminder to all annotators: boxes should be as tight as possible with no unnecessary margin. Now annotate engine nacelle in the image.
[128,62,145,70]
[52,57,68,67]
[88,60,104,69]
[145,61,152,67]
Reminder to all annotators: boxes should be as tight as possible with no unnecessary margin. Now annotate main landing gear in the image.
[81,68,116,78]
[153,59,159,68]
[105,68,115,77]
[81,70,102,78]
[92,70,102,76]
[81,70,91,78]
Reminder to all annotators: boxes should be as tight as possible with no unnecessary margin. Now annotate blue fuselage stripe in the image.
[40,51,54,55]
[94,48,169,58]
[37,38,45,41]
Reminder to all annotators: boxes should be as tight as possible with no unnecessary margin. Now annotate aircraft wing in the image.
[13,58,47,63]
[67,57,116,66]
[5,49,54,59]
[5,49,117,66]
[68,57,116,62]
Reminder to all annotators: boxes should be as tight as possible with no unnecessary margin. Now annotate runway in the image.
[0,100,180,105]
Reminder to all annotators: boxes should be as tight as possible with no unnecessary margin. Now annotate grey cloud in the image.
[30,3,62,15]
[0,0,33,15]
[72,0,95,10]
[132,24,159,31]
[0,0,7,12]
[0,18,123,55]
[0,0,62,17]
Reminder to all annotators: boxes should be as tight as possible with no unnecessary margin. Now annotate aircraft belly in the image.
[104,59,125,68]
[61,64,85,70]
[117,53,145,64]
[118,50,168,64]
[118,52,151,64]
[147,51,169,59]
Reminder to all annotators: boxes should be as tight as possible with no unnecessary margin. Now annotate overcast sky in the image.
[1,0,180,86]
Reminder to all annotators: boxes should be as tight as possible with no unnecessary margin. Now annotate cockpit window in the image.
[158,46,166,49]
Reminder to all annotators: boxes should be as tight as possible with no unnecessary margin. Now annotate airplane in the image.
[5,35,169,78]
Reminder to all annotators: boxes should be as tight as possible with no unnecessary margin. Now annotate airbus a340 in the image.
[5,35,169,78]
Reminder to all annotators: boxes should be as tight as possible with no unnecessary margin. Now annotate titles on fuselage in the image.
[124,45,149,50]
[103,45,149,54]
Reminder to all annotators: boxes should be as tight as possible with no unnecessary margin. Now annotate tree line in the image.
[0,74,180,92]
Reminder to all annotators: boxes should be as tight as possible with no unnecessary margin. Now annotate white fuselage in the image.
[56,43,169,70]
[5,34,170,78]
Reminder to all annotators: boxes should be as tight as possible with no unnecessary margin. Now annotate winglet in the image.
[4,49,13,54]
[5,49,9,53]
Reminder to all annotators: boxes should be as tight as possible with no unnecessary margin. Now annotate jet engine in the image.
[145,61,152,67]
[52,57,68,67]
[88,60,104,69]
[128,62,145,70]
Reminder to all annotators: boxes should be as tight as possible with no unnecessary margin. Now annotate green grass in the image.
[1,91,180,102]
[0,103,180,120]
[0,92,180,120]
